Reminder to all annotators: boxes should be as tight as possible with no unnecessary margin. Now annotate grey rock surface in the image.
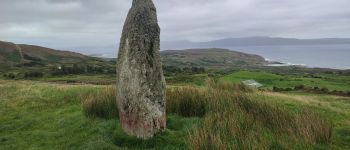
[116,0,166,139]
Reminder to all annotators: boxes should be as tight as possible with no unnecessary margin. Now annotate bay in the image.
[223,44,350,70]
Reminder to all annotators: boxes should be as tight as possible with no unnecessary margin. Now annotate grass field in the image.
[261,92,350,149]
[0,80,201,149]
[40,74,116,85]
[1,78,349,149]
[221,71,350,91]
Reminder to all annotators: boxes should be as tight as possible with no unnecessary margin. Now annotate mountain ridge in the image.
[161,48,267,69]
[0,40,267,72]
[161,36,350,50]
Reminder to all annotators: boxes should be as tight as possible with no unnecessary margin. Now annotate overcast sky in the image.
[1,0,350,53]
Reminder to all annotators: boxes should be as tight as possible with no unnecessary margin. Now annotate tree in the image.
[6,73,16,79]
[24,71,44,78]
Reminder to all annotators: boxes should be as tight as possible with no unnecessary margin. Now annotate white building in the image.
[242,80,263,88]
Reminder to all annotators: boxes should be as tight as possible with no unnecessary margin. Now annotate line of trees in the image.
[3,73,16,79]
[51,64,116,75]
[24,71,43,78]
[3,71,44,79]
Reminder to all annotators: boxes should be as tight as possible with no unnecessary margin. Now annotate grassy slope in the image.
[221,71,350,91]
[0,80,200,149]
[165,74,208,86]
[0,41,116,77]
[261,92,350,149]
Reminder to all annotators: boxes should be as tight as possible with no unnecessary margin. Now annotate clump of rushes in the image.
[81,86,118,119]
[167,80,332,149]
[166,87,207,117]
[295,109,332,144]
[81,79,332,148]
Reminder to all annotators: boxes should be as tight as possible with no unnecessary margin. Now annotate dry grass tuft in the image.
[295,109,332,144]
[81,86,118,118]
[167,80,332,149]
[167,87,207,117]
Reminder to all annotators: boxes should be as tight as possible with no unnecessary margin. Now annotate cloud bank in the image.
[1,0,349,53]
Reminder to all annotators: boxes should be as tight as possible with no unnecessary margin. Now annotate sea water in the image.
[225,44,350,70]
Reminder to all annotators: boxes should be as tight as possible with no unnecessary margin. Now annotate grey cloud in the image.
[0,0,349,53]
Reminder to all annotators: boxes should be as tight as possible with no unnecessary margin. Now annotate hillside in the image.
[161,37,350,49]
[1,41,268,73]
[0,41,116,76]
[0,41,21,68]
[199,37,350,47]
[161,48,267,69]
[0,41,94,68]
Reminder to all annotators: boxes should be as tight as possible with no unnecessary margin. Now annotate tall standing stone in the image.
[116,0,166,139]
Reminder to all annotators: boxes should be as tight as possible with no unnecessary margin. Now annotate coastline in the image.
[265,58,307,67]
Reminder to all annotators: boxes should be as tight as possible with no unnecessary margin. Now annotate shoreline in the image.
[264,58,350,70]
[265,58,307,67]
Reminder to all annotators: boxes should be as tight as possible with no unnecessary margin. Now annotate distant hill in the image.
[161,48,267,69]
[0,41,91,67]
[161,37,350,50]
[0,41,115,74]
[1,40,268,73]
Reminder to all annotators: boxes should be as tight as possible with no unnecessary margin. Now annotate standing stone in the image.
[116,0,166,139]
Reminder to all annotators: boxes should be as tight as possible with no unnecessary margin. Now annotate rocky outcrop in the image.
[116,0,166,139]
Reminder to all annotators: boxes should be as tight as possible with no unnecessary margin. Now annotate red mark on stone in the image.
[120,112,139,131]
[159,115,166,130]
[144,121,151,129]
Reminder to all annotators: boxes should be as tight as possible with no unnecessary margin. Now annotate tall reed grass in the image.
[81,86,118,118]
[81,79,332,149]
[166,80,332,149]
[166,87,207,117]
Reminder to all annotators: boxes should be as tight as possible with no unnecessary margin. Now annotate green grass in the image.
[41,73,208,86]
[221,71,350,91]
[165,74,208,86]
[260,92,350,149]
[81,86,118,118]
[0,80,200,149]
[8,52,22,63]
[1,78,349,149]
[41,74,116,84]
[170,82,333,149]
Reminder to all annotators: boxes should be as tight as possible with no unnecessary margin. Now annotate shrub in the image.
[5,73,16,79]
[81,86,118,119]
[294,85,305,90]
[24,71,43,78]
[285,87,293,91]
[321,87,329,93]
[273,86,283,92]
